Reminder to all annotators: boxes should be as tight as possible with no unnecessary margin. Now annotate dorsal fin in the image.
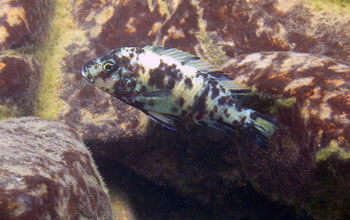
[208,72,251,93]
[215,75,251,92]
[143,46,217,72]
[209,73,252,105]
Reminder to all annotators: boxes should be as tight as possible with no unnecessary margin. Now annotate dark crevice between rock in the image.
[95,157,313,220]
[89,122,313,220]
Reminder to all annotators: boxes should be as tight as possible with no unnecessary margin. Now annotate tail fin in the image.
[243,112,276,148]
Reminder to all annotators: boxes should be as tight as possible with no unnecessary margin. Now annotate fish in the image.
[81,46,276,148]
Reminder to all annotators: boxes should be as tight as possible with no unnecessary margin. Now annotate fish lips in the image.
[81,63,95,83]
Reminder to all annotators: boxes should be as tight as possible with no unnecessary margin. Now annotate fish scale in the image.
[81,46,276,148]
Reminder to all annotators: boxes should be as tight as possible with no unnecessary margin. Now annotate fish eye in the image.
[102,61,115,73]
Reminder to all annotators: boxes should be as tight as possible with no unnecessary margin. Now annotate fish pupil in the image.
[103,62,115,73]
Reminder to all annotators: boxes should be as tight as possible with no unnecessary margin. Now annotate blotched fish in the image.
[81,46,275,148]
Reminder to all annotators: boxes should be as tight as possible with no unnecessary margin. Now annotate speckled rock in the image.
[0,0,52,50]
[2,0,350,219]
[0,54,40,119]
[0,117,113,220]
[221,51,350,220]
[35,0,350,141]
[29,0,350,219]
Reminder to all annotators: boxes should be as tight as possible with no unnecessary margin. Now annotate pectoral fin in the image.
[142,110,178,131]
[135,90,173,112]
[135,90,180,130]
[141,90,172,98]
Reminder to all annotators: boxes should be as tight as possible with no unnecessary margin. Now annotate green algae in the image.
[191,0,229,66]
[316,140,350,161]
[0,104,23,120]
[312,0,350,13]
[268,97,296,114]
[307,155,350,220]
[34,0,86,119]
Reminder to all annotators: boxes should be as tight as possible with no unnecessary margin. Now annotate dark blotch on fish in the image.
[231,120,241,129]
[178,97,185,107]
[148,60,182,89]
[211,85,220,99]
[236,104,243,112]
[171,107,178,113]
[250,112,258,120]
[240,116,246,125]
[148,68,166,89]
[166,78,176,89]
[128,80,137,90]
[227,99,235,106]
[184,78,193,89]
[209,111,215,120]
[193,87,210,120]
[224,109,229,118]
[218,96,228,105]
[135,48,145,54]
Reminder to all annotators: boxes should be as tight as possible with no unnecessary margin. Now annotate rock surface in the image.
[0,54,41,119]
[34,0,350,142]
[1,0,350,219]
[0,0,52,50]
[99,159,311,220]
[221,51,350,220]
[0,117,113,220]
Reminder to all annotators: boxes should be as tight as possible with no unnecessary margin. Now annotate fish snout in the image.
[82,61,95,83]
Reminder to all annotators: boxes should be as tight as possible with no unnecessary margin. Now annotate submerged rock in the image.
[222,51,350,220]
[36,0,350,142]
[0,54,41,119]
[41,1,349,219]
[0,0,52,50]
[0,117,113,220]
[1,0,350,219]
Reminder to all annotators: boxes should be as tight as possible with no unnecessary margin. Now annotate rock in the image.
[35,0,350,141]
[197,0,350,65]
[100,159,311,220]
[0,54,41,119]
[1,0,350,219]
[32,0,150,141]
[221,51,350,220]
[0,0,52,50]
[0,117,113,220]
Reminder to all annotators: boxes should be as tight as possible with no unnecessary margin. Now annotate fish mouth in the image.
[81,63,95,83]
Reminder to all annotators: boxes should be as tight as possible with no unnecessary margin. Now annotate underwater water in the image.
[97,159,313,220]
[1,0,350,219]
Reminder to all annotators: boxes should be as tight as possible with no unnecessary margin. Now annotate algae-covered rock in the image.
[33,0,350,139]
[1,0,350,219]
[31,0,349,219]
[0,0,52,50]
[0,54,41,118]
[197,0,350,65]
[221,51,350,220]
[0,117,113,220]
[33,0,350,141]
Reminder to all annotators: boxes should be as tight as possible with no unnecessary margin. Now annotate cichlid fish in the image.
[81,46,275,148]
